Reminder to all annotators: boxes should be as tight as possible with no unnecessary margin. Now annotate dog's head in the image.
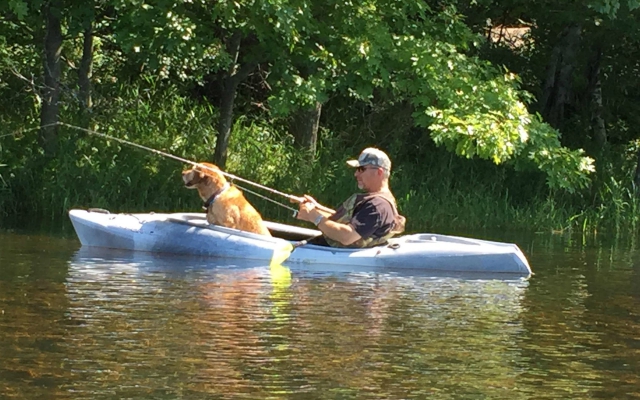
[182,162,227,190]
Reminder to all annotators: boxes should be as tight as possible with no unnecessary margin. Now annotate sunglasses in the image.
[356,166,379,172]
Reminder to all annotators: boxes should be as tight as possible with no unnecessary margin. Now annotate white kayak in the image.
[68,209,532,276]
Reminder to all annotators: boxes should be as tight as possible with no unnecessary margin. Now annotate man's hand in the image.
[292,194,336,215]
[294,194,361,246]
[296,200,322,223]
[301,194,319,206]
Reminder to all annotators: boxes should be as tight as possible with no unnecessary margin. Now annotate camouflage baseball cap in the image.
[346,147,392,171]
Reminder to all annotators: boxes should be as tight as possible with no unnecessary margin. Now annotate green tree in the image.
[460,0,640,190]
[105,0,595,189]
[263,0,594,190]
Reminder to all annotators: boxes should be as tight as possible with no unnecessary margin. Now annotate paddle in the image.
[270,241,295,267]
[269,256,292,326]
[269,232,325,267]
[269,253,292,287]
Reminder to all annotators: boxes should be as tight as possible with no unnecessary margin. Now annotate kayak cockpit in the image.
[166,212,321,242]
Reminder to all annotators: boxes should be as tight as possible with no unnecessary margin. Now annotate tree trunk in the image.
[213,80,238,168]
[289,101,322,157]
[540,24,582,128]
[79,25,94,114]
[212,31,257,168]
[40,0,63,156]
[634,150,640,194]
[587,47,606,148]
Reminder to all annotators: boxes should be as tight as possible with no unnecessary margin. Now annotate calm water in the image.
[1,221,639,399]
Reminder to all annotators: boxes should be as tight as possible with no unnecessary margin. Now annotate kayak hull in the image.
[68,209,532,276]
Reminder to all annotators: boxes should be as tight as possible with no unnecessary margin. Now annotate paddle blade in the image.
[270,241,294,267]
[269,258,292,326]
[269,262,292,289]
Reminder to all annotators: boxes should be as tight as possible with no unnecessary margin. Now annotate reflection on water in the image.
[1,230,640,398]
[60,248,528,398]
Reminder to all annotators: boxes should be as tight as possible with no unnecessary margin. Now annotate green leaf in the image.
[8,0,28,20]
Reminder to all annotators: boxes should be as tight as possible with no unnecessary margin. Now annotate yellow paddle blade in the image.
[269,262,292,289]
[270,241,294,268]
[270,242,293,291]
[269,258,292,329]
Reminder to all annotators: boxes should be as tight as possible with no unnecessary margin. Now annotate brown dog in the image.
[182,163,271,236]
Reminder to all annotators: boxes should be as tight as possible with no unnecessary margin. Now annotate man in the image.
[296,147,406,248]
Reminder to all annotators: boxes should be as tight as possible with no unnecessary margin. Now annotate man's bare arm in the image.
[315,217,361,246]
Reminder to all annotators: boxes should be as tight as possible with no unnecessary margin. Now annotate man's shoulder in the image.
[363,191,396,206]
[367,195,394,207]
[357,194,395,215]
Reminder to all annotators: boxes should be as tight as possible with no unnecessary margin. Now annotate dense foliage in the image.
[1,0,640,235]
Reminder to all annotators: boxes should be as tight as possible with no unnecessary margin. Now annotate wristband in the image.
[313,215,325,226]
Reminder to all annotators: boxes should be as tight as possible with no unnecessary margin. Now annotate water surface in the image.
[1,224,639,399]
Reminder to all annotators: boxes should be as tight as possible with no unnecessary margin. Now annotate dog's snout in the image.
[182,170,199,187]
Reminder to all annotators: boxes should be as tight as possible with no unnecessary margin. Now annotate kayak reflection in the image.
[65,247,529,397]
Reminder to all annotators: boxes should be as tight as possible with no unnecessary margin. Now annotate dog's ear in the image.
[195,165,205,179]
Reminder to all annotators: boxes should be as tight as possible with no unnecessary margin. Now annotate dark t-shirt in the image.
[331,195,396,240]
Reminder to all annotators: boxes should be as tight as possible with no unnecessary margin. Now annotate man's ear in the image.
[199,171,205,178]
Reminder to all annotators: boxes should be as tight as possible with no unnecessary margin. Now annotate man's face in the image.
[354,165,381,190]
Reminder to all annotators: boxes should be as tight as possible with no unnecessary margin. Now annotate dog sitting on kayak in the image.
[182,162,271,236]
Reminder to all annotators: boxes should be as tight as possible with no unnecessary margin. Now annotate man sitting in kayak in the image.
[296,147,406,248]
